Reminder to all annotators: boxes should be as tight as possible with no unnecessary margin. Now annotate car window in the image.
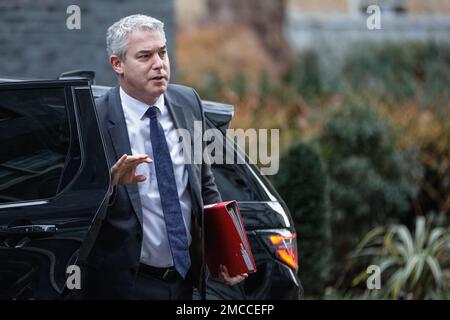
[212,163,268,202]
[0,87,80,203]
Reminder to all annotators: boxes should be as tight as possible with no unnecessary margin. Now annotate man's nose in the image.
[152,54,164,69]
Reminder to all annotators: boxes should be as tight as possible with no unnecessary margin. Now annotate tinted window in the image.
[0,87,79,203]
[212,163,268,202]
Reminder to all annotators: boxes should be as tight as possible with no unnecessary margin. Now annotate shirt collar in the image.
[119,86,165,120]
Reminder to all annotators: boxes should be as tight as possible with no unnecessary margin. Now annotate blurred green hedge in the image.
[275,142,331,297]
[341,41,450,107]
[319,97,423,288]
[188,39,450,297]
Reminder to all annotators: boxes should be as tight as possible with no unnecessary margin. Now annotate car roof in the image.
[91,84,235,127]
[92,84,234,111]
[0,77,235,130]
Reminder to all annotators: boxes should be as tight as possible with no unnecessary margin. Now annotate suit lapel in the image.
[106,86,144,226]
[165,87,202,223]
[164,88,188,132]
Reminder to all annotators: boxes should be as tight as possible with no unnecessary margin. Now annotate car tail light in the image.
[268,231,298,270]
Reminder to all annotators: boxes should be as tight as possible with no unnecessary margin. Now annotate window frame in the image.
[0,80,88,206]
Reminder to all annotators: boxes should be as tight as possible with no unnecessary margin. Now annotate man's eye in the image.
[159,50,167,57]
[139,55,149,59]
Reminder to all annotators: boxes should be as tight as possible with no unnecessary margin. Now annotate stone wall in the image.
[0,0,174,86]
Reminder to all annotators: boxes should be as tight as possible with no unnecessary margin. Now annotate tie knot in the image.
[146,106,158,119]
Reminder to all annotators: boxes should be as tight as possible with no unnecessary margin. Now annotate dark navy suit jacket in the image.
[85,84,221,299]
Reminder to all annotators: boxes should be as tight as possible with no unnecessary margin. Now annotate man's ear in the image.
[110,55,124,76]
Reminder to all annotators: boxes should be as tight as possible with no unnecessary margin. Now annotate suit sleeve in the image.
[191,89,223,205]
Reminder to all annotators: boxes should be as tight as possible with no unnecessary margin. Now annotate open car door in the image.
[0,80,110,299]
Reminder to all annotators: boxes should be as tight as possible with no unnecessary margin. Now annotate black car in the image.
[0,77,303,300]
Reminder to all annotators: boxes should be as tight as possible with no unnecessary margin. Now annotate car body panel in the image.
[0,78,302,299]
[0,80,110,299]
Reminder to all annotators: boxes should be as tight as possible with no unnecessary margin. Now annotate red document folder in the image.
[204,200,257,278]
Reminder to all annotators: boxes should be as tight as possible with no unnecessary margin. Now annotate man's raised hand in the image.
[111,154,152,185]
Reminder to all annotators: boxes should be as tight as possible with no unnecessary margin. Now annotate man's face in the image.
[111,29,170,105]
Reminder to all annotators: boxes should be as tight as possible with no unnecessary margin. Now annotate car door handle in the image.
[0,224,58,237]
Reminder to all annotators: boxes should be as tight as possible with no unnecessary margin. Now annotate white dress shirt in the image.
[120,87,192,268]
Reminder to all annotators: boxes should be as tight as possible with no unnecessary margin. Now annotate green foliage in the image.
[274,142,331,297]
[319,97,423,283]
[232,70,247,101]
[351,216,450,299]
[321,97,422,222]
[341,41,450,107]
[258,70,271,104]
[284,49,324,102]
[199,72,223,100]
[182,39,450,298]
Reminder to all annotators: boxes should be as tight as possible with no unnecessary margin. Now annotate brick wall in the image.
[0,0,175,86]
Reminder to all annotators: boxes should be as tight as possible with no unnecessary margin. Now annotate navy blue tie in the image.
[146,106,191,279]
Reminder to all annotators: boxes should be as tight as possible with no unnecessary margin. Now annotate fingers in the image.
[127,154,152,162]
[220,264,229,275]
[111,154,127,171]
[134,174,147,182]
[222,274,244,286]
[125,154,153,166]
[113,154,152,170]
[111,154,153,185]
[219,265,248,286]
[111,154,127,185]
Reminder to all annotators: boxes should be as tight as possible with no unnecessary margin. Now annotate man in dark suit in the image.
[85,14,247,299]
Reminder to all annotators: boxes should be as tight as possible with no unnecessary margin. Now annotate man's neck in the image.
[119,84,160,106]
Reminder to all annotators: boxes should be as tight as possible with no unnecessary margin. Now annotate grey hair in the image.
[106,14,166,60]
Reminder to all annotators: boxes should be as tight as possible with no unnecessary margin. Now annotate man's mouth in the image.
[151,75,165,81]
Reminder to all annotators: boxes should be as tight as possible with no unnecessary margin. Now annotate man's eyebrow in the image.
[136,46,167,55]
